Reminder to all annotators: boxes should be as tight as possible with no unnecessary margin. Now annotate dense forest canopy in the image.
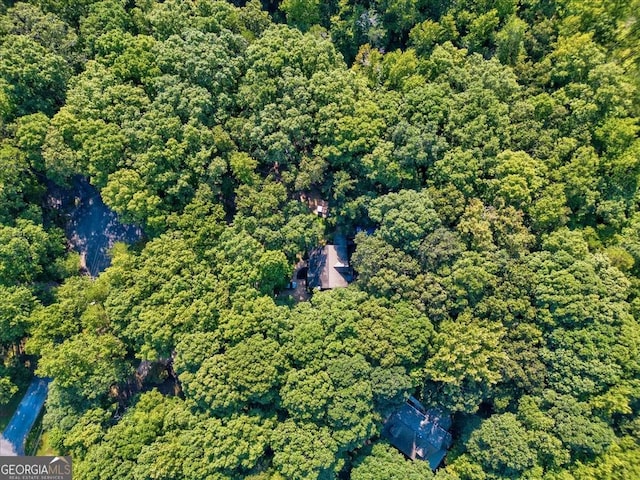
[1,0,640,478]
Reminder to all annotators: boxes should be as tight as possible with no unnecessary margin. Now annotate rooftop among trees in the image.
[1,0,640,478]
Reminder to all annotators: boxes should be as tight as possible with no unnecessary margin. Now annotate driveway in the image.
[48,177,143,277]
[0,378,50,456]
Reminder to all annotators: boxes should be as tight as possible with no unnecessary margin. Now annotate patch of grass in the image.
[36,431,55,457]
[25,407,46,456]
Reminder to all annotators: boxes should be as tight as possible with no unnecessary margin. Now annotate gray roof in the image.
[307,244,352,290]
[382,397,452,470]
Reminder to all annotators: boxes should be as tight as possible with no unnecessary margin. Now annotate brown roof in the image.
[307,244,352,290]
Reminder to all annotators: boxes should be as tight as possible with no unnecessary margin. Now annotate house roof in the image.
[307,243,352,290]
[382,396,452,470]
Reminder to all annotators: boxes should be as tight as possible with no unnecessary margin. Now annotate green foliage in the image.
[79,0,130,52]
[0,286,36,346]
[0,35,71,117]
[280,0,321,32]
[516,390,618,469]
[0,139,43,223]
[0,376,19,406]
[2,3,79,64]
[467,413,536,478]
[0,220,65,285]
[368,189,441,254]
[424,312,507,412]
[37,332,132,399]
[127,413,275,480]
[271,420,340,480]
[73,391,192,478]
[570,437,640,480]
[496,15,527,65]
[352,443,435,479]
[179,333,284,415]
[2,0,640,478]
[257,250,292,293]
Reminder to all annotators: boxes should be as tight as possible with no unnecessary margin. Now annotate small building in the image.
[298,192,329,218]
[307,242,353,290]
[382,396,452,470]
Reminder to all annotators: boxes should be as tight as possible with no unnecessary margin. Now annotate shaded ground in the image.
[47,177,143,277]
[277,260,311,303]
[297,190,329,218]
[0,378,50,456]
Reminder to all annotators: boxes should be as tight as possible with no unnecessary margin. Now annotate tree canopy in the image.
[1,0,639,478]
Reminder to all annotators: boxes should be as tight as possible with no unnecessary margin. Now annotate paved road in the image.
[0,378,50,456]
[0,179,144,456]
[48,177,143,277]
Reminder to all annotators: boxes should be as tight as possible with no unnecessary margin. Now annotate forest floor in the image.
[278,260,311,304]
